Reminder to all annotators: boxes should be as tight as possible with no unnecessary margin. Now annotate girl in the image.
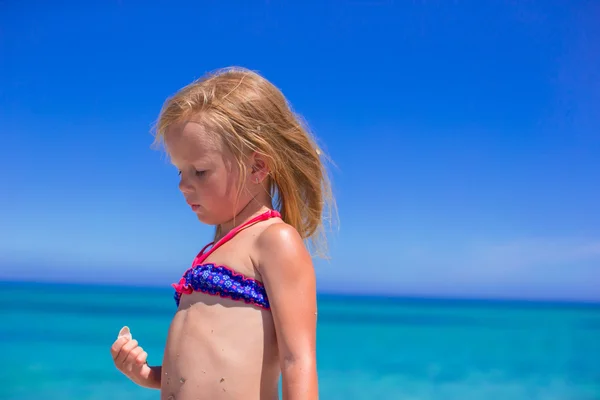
[110,67,335,400]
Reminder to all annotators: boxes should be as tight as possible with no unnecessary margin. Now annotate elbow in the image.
[280,354,319,398]
[282,354,316,373]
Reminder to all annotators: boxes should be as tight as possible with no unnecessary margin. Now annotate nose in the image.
[178,175,194,194]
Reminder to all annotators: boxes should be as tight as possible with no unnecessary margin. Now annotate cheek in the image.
[225,171,241,196]
[221,161,244,196]
[202,171,233,199]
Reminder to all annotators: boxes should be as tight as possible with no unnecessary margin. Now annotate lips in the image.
[186,201,200,211]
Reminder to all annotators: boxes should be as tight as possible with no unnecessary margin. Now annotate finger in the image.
[135,350,148,366]
[124,346,144,368]
[115,339,138,365]
[110,337,129,359]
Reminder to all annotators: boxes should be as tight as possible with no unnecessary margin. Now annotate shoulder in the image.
[255,222,313,274]
[257,221,303,248]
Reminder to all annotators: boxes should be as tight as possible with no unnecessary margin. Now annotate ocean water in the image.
[0,281,599,400]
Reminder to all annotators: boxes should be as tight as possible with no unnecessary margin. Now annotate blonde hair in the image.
[153,67,336,258]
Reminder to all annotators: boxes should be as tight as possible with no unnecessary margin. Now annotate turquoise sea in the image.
[1,281,599,400]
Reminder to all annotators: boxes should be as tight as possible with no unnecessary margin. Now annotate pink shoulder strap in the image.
[193,209,281,266]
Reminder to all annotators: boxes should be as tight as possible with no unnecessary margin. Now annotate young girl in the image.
[110,67,335,400]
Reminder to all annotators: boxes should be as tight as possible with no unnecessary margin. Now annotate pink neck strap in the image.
[193,209,281,266]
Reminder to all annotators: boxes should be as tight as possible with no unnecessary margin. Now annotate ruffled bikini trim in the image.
[172,263,270,310]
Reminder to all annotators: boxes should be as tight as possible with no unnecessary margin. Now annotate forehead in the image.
[163,120,223,163]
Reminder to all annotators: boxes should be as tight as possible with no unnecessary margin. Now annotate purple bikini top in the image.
[172,210,281,310]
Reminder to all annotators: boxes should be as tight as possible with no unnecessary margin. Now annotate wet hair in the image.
[153,67,336,257]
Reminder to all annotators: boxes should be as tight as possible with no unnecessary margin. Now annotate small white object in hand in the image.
[118,326,132,340]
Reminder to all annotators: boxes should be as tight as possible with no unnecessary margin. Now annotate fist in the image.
[110,326,150,383]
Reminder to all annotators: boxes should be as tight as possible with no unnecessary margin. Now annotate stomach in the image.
[160,292,280,400]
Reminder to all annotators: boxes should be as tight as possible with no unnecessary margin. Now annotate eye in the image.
[177,168,205,177]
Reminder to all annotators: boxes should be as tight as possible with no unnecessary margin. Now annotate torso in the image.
[161,210,282,400]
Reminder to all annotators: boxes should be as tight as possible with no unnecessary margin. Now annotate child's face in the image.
[164,120,252,226]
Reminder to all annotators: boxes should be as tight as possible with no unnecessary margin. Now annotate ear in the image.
[249,152,270,184]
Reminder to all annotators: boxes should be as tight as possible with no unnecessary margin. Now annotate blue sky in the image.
[1,1,599,301]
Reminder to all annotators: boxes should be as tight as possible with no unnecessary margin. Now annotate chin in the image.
[196,210,238,227]
[195,213,221,226]
[195,213,212,225]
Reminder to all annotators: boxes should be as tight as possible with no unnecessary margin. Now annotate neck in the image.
[215,197,274,242]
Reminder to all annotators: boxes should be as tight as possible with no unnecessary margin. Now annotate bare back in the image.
[161,214,283,400]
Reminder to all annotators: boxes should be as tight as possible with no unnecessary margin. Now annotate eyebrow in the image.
[169,155,214,168]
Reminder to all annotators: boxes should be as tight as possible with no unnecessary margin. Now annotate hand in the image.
[110,327,153,387]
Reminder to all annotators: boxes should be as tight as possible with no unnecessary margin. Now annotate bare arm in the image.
[257,224,318,400]
[143,365,162,389]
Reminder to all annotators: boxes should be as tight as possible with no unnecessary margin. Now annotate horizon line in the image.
[2,278,599,308]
